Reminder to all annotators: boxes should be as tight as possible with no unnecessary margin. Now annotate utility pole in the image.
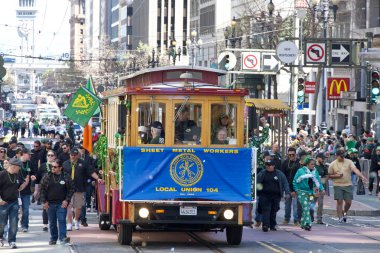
[365,32,373,131]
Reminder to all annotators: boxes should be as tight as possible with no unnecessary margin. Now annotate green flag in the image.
[64,87,102,127]
[86,76,101,115]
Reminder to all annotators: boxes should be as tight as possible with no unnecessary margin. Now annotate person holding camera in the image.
[328,149,368,223]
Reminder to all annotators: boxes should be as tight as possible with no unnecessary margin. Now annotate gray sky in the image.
[0,0,70,59]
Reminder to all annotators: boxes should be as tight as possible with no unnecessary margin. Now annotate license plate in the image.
[180,206,197,216]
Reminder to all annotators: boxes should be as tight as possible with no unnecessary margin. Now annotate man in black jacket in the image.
[280,147,301,225]
[40,159,75,245]
[0,158,30,249]
[63,148,102,231]
[257,160,290,232]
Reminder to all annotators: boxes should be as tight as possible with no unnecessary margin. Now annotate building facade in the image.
[69,0,86,62]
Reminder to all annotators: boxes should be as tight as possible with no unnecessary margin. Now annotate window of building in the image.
[111,10,119,24]
[200,5,215,35]
[121,6,127,20]
[127,26,132,35]
[210,104,237,145]
[174,103,202,145]
[111,0,119,8]
[137,102,166,145]
[111,25,118,40]
[127,6,133,16]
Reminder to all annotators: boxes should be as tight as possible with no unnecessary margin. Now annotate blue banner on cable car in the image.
[122,147,252,202]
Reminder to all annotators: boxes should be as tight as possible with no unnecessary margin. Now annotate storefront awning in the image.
[245,98,290,111]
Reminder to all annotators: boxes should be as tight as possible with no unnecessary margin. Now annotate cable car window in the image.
[211,103,237,145]
[174,103,202,145]
[137,101,166,145]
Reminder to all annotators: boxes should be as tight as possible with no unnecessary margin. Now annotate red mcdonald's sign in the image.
[327,78,350,100]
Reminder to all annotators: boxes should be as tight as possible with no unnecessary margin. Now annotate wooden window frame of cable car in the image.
[130,94,245,148]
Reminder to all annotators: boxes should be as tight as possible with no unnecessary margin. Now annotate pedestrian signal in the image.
[297,77,305,108]
[371,70,380,104]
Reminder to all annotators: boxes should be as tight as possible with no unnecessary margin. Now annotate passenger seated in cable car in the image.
[138,126,149,144]
[212,127,229,145]
[175,107,199,144]
[150,121,164,144]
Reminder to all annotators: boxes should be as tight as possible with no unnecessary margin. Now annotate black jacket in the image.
[257,169,290,197]
[280,158,300,192]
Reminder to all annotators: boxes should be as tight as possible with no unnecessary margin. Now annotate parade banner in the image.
[122,147,252,202]
[64,87,101,127]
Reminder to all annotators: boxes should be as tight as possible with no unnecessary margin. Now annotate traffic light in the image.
[0,56,6,81]
[297,77,305,108]
[371,70,380,104]
[225,54,230,70]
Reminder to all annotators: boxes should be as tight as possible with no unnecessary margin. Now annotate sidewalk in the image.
[320,183,380,217]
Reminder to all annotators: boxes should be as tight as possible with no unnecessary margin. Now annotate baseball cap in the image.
[316,152,326,159]
[9,157,23,167]
[9,139,17,144]
[41,138,48,144]
[70,148,79,155]
[265,160,275,166]
[336,149,346,157]
[151,121,163,130]
[298,150,308,158]
[367,137,374,141]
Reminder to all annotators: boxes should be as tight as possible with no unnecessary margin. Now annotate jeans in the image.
[284,196,299,222]
[0,201,19,243]
[20,194,31,229]
[368,171,379,194]
[48,203,68,241]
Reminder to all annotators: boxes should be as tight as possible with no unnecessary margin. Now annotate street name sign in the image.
[276,41,298,64]
[340,91,357,100]
[241,52,261,71]
[331,43,351,64]
[305,42,326,64]
[262,53,280,72]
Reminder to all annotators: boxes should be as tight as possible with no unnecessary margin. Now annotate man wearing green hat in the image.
[369,146,380,195]
[328,149,368,223]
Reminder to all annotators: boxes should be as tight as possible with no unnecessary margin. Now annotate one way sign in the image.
[331,43,351,64]
[262,53,280,72]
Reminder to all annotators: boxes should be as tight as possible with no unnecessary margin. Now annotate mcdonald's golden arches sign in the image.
[327,78,350,100]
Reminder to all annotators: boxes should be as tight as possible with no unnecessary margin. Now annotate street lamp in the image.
[148,48,159,68]
[168,39,181,65]
[186,30,202,67]
[224,17,242,48]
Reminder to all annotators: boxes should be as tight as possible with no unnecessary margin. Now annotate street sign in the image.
[241,52,260,71]
[276,41,298,64]
[331,43,351,64]
[327,77,350,100]
[262,53,280,72]
[341,91,357,100]
[305,42,326,64]
[305,81,316,94]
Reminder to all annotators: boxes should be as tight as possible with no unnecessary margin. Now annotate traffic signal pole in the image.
[365,32,373,131]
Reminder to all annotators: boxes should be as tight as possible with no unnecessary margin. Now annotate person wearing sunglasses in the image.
[0,148,6,172]
[40,159,74,245]
[58,144,70,164]
[280,147,301,226]
[35,151,57,232]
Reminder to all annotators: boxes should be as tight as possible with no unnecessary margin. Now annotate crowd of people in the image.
[251,119,380,233]
[0,121,102,249]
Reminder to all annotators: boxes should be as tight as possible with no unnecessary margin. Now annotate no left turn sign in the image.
[242,52,260,71]
[305,42,326,64]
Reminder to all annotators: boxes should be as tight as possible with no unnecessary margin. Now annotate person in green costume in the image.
[293,156,325,231]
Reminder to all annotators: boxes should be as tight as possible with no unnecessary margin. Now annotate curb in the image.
[323,208,380,217]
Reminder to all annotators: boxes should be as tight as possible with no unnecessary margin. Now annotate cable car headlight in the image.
[223,209,234,220]
[138,207,149,218]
